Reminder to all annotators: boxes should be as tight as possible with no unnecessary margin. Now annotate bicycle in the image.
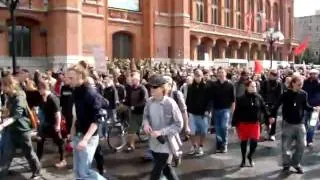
[103,107,149,152]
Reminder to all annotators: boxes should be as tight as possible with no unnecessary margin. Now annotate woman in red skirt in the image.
[232,80,269,168]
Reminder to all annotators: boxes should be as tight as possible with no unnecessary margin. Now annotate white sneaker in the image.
[196,147,204,157]
[270,136,276,141]
[188,146,197,155]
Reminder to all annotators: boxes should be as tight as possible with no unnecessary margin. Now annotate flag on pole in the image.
[254,60,263,74]
[294,36,309,55]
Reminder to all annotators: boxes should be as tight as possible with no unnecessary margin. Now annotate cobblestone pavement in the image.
[7,121,320,180]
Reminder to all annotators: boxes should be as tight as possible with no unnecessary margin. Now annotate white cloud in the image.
[294,0,320,17]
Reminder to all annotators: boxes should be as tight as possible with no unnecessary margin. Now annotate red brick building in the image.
[0,0,297,70]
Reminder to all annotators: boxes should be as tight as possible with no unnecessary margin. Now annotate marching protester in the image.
[67,65,107,179]
[124,72,148,152]
[186,69,210,156]
[302,69,320,147]
[143,74,183,180]
[0,75,41,179]
[270,74,319,174]
[36,80,66,168]
[211,67,235,153]
[260,70,283,141]
[232,80,268,168]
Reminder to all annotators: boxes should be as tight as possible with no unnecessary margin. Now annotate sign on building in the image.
[93,46,107,72]
[108,0,140,11]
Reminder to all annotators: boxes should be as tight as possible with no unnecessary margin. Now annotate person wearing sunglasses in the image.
[143,74,183,180]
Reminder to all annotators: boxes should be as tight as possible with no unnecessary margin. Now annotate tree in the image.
[300,48,317,64]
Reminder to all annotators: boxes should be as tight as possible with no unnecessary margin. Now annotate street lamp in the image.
[1,0,19,74]
[263,27,284,69]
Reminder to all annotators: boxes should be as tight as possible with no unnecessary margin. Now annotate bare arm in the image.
[83,123,99,141]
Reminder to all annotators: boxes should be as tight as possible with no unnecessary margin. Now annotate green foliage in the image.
[300,48,318,64]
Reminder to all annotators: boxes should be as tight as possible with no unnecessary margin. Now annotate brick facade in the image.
[0,0,298,70]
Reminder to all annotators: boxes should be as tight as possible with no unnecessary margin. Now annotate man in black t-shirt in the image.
[37,80,66,168]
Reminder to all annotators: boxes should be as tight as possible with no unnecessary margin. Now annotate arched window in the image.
[112,32,133,59]
[224,0,232,27]
[212,0,219,25]
[196,0,204,22]
[8,25,31,57]
[197,42,205,60]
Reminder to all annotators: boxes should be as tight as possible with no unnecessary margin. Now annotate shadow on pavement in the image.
[178,166,239,180]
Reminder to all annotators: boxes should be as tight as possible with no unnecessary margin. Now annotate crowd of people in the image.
[0,60,319,180]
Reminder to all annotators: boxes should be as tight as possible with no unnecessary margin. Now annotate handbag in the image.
[26,106,38,130]
[310,111,319,127]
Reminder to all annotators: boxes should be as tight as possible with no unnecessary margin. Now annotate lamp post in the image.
[1,0,19,74]
[263,27,284,69]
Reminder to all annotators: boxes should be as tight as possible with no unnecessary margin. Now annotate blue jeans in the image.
[73,135,106,180]
[304,111,317,144]
[214,109,230,148]
[99,109,117,137]
[189,114,209,136]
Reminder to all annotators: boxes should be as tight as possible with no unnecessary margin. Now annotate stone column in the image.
[220,0,225,26]
[191,38,200,61]
[232,0,237,28]
[172,0,190,63]
[143,0,155,59]
[205,0,212,23]
[219,42,228,59]
[205,40,215,60]
[47,0,83,69]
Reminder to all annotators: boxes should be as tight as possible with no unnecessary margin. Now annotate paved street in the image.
[7,124,320,180]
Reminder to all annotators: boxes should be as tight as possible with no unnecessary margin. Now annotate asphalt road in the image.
[6,120,320,180]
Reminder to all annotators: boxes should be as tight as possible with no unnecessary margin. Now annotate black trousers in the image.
[37,127,64,161]
[94,144,104,174]
[150,151,179,180]
[265,104,276,136]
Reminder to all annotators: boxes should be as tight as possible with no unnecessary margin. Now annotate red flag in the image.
[254,60,263,74]
[294,37,309,55]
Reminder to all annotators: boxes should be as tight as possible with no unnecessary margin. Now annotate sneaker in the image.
[188,146,197,155]
[195,147,204,157]
[294,166,304,174]
[282,166,290,173]
[30,174,42,180]
[307,142,313,147]
[269,136,276,141]
[55,160,67,168]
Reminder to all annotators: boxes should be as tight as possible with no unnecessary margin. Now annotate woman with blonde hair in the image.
[0,75,41,179]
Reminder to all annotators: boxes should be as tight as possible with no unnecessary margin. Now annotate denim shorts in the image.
[189,113,209,136]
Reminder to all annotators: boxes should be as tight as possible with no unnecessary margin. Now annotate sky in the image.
[294,0,320,17]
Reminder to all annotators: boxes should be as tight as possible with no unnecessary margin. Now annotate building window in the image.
[236,0,241,11]
[237,14,241,29]
[8,25,31,57]
[236,0,242,29]
[258,0,263,12]
[224,0,231,27]
[257,17,262,32]
[212,0,219,24]
[196,0,205,22]
[112,32,133,58]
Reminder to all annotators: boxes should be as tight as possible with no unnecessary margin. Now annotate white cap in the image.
[310,69,319,74]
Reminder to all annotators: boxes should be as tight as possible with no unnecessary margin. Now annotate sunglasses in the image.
[151,86,160,89]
